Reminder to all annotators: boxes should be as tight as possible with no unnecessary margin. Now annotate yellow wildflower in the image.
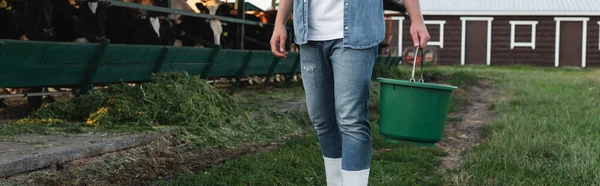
[86,107,110,126]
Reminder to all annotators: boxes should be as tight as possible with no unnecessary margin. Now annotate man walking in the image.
[271,0,430,185]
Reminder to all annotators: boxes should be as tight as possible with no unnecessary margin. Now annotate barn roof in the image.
[418,0,600,16]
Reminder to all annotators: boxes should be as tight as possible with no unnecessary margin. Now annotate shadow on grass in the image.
[156,128,447,186]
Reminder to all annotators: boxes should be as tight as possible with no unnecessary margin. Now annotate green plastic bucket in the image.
[376,47,458,147]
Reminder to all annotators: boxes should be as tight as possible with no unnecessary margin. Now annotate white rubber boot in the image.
[323,157,342,186]
[341,169,370,186]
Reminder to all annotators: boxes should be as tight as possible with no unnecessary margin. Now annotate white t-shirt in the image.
[307,0,344,41]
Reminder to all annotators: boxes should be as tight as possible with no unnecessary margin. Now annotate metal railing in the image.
[97,0,266,26]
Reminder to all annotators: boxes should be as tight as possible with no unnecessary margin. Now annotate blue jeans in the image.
[299,39,377,171]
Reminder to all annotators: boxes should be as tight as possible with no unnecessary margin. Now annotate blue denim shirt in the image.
[292,0,385,49]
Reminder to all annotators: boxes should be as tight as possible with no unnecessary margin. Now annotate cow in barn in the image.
[170,0,230,48]
[200,0,225,46]
[104,0,175,46]
[130,10,176,46]
[41,0,175,45]
[169,1,291,50]
[70,0,109,43]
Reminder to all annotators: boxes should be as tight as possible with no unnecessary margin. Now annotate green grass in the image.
[444,66,600,185]
[155,123,447,186]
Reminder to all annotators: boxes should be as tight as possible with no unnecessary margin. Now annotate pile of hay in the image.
[34,72,239,128]
[25,72,305,147]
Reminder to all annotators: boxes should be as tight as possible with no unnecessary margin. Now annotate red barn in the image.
[383,0,600,68]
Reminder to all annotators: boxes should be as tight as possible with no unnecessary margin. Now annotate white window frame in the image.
[391,16,405,58]
[423,20,446,48]
[509,21,538,49]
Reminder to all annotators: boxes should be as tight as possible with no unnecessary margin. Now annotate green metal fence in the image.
[0,39,401,94]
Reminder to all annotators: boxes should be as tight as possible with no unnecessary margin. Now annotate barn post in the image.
[236,0,246,50]
[152,47,170,73]
[230,52,253,95]
[385,55,394,66]
[286,28,291,51]
[263,56,280,88]
[285,55,301,87]
[80,41,110,94]
[200,46,222,80]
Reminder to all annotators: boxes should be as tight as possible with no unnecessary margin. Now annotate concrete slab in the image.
[0,132,162,178]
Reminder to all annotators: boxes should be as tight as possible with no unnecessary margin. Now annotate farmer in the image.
[271,0,429,185]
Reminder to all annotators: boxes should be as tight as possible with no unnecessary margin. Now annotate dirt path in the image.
[436,80,496,170]
[0,133,305,186]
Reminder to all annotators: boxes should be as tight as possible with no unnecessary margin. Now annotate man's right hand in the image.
[270,25,289,58]
[270,0,293,58]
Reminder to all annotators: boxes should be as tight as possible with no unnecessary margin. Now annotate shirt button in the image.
[304,0,306,2]
[345,2,348,6]
[344,26,348,30]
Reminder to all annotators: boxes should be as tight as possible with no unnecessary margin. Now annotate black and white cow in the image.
[105,0,175,45]
[72,0,109,43]
[170,0,230,48]
[130,10,176,46]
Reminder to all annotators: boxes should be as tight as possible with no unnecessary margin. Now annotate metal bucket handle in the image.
[409,46,425,83]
